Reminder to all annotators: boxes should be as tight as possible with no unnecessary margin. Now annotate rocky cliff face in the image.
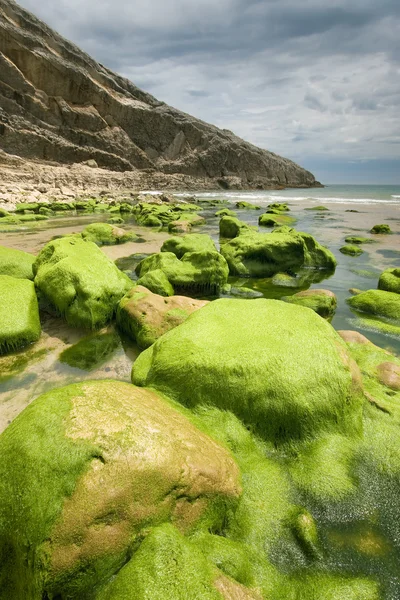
[0,0,319,190]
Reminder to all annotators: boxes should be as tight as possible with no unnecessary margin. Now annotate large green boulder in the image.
[347,290,400,323]
[258,213,296,227]
[33,236,133,328]
[117,285,208,348]
[161,234,216,258]
[136,251,229,296]
[0,245,35,279]
[340,244,363,256]
[81,223,136,245]
[220,228,336,277]
[378,268,400,294]
[132,299,363,444]
[137,269,175,296]
[0,275,41,354]
[0,381,240,599]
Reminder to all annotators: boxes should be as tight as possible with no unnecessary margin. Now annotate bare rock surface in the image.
[0,0,320,197]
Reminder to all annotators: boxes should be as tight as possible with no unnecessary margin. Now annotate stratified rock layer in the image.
[0,0,318,190]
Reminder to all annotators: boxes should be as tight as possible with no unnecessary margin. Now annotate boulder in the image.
[0,275,41,354]
[137,269,174,297]
[0,380,240,599]
[34,236,133,328]
[258,213,296,227]
[0,245,35,279]
[220,228,336,277]
[378,268,400,294]
[219,216,253,239]
[161,234,216,258]
[282,289,337,319]
[344,236,375,245]
[347,290,400,323]
[81,223,136,245]
[340,245,363,256]
[117,285,208,348]
[136,251,229,296]
[370,224,391,234]
[132,299,363,444]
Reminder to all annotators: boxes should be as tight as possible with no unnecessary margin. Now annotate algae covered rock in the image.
[370,224,391,234]
[344,236,375,245]
[0,275,41,354]
[161,233,216,258]
[258,213,295,227]
[81,222,136,245]
[236,201,260,210]
[221,228,336,278]
[340,245,363,256]
[136,251,229,296]
[0,245,35,279]
[347,290,400,323]
[378,268,400,294]
[219,215,253,239]
[137,269,174,296]
[117,285,208,348]
[282,289,337,319]
[133,298,363,444]
[34,236,133,328]
[0,380,240,599]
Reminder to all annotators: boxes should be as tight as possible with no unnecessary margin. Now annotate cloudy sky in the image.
[18,0,400,183]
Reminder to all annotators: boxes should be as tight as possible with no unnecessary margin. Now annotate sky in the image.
[17,0,400,184]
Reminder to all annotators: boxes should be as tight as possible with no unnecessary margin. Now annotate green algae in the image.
[0,245,35,279]
[59,330,121,371]
[236,201,260,210]
[304,206,329,211]
[215,208,237,217]
[34,236,133,329]
[0,346,47,383]
[0,275,41,355]
[96,524,223,600]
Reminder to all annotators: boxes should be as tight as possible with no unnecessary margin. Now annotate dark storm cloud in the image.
[15,0,400,182]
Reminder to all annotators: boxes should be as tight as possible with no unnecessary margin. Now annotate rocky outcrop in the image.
[0,0,319,190]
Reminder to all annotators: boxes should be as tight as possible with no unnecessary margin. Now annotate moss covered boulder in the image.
[347,290,400,323]
[236,201,260,210]
[258,213,296,228]
[81,223,136,245]
[370,224,391,234]
[117,285,208,348]
[282,289,337,319]
[340,245,363,256]
[219,216,253,239]
[378,268,400,294]
[0,245,35,279]
[136,251,229,296]
[132,299,363,444]
[162,234,216,258]
[137,269,175,296]
[220,228,336,278]
[344,236,375,245]
[0,275,41,354]
[0,380,240,599]
[34,236,133,329]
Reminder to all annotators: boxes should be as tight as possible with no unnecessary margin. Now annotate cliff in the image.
[0,0,319,190]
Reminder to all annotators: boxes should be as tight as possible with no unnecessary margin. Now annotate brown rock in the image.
[377,362,400,390]
[117,285,208,348]
[338,330,371,345]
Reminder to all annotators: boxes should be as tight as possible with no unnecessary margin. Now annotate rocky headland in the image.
[0,0,320,210]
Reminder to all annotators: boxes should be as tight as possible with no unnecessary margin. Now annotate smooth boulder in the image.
[34,236,133,328]
[132,299,363,444]
[117,285,208,348]
[0,275,41,354]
